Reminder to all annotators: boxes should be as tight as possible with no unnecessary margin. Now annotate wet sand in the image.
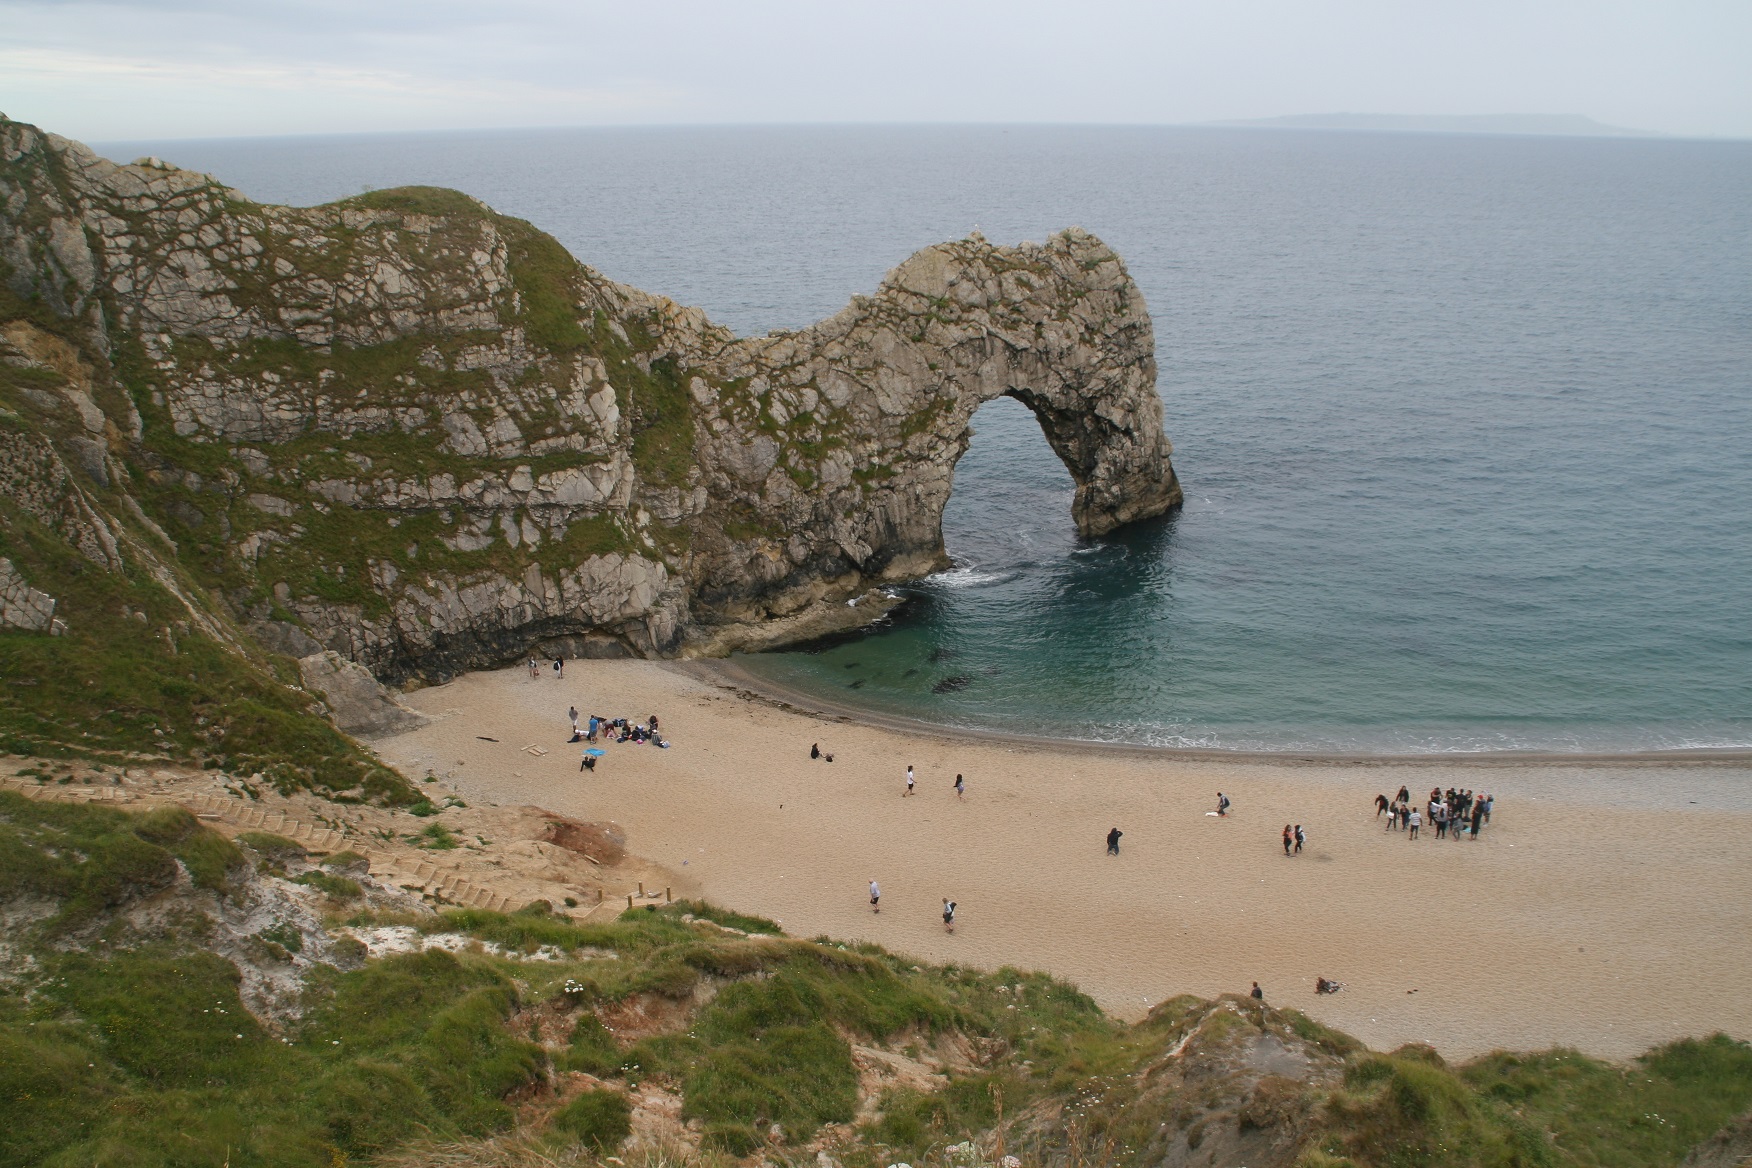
[377,660,1752,1061]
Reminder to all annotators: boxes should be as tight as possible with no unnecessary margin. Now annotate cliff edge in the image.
[0,115,1179,686]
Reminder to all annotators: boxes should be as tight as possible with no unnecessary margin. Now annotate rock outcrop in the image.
[1,114,1179,683]
[296,650,428,738]
[0,555,57,631]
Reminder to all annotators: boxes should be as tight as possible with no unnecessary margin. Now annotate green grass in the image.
[406,822,461,849]
[291,869,362,900]
[1461,1037,1752,1168]
[0,497,416,803]
[0,792,240,932]
[550,1088,632,1151]
[664,898,785,935]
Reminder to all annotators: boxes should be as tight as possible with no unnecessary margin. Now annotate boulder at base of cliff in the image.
[298,651,428,737]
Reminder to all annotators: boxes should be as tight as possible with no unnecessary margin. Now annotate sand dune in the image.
[376,660,1752,1060]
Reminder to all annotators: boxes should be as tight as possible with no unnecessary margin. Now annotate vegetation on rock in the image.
[2,794,1749,1168]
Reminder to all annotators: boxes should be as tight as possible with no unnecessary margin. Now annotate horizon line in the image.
[69,118,1752,148]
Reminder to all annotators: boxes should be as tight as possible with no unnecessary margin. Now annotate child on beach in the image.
[953,774,965,800]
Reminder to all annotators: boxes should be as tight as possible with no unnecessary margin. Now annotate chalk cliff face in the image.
[0,115,1179,682]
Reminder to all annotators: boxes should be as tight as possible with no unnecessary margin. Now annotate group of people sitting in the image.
[570,708,668,769]
[1375,785,1492,840]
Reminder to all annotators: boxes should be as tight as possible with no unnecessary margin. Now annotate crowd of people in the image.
[566,705,669,770]
[1376,784,1492,840]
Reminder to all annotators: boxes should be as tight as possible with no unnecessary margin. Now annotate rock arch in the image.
[688,228,1182,648]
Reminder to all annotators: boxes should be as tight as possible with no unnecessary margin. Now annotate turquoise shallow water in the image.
[109,126,1752,752]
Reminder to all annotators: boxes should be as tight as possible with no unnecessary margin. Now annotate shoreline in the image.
[378,660,1752,1061]
[683,658,1752,768]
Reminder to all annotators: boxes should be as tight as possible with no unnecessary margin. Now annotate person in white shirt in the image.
[869,879,880,913]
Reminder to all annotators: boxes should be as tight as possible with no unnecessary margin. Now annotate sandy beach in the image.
[377,660,1752,1062]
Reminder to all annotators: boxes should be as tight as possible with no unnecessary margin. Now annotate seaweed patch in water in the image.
[932,675,972,694]
[843,662,861,669]
[928,647,956,663]
[847,679,866,689]
[902,668,919,678]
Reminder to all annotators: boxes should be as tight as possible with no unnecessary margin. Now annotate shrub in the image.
[550,1089,632,1151]
[293,869,362,900]
[237,831,307,864]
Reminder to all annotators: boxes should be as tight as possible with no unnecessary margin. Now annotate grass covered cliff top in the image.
[3,792,1750,1168]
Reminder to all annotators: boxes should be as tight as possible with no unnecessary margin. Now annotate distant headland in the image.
[1212,112,1666,138]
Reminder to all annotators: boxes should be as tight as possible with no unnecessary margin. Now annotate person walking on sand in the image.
[869,879,880,913]
[905,765,915,795]
[1408,807,1421,839]
[1216,791,1231,817]
[942,899,956,933]
[1396,784,1410,805]
[554,656,564,679]
[528,656,539,680]
[953,774,965,800]
[1294,824,1305,854]
[1283,824,1293,855]
[1107,827,1123,855]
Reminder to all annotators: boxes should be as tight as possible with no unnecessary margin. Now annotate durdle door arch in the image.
[689,228,1184,648]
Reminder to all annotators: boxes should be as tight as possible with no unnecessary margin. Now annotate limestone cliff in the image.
[0,114,1179,684]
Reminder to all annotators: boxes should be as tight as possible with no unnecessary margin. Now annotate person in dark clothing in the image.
[1293,824,1305,854]
[1283,824,1293,855]
[1251,981,1264,1001]
[810,743,820,759]
[1396,785,1410,805]
[1106,827,1123,855]
[1375,793,1391,817]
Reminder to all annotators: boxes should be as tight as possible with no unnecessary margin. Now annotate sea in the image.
[101,124,1752,754]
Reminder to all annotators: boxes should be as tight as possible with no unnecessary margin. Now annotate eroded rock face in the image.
[0,115,1179,680]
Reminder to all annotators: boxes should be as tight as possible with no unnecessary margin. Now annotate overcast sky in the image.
[2,0,1748,142]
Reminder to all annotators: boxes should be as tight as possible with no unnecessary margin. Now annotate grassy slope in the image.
[3,796,1751,1168]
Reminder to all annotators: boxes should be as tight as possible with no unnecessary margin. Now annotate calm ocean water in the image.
[106,125,1752,753]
